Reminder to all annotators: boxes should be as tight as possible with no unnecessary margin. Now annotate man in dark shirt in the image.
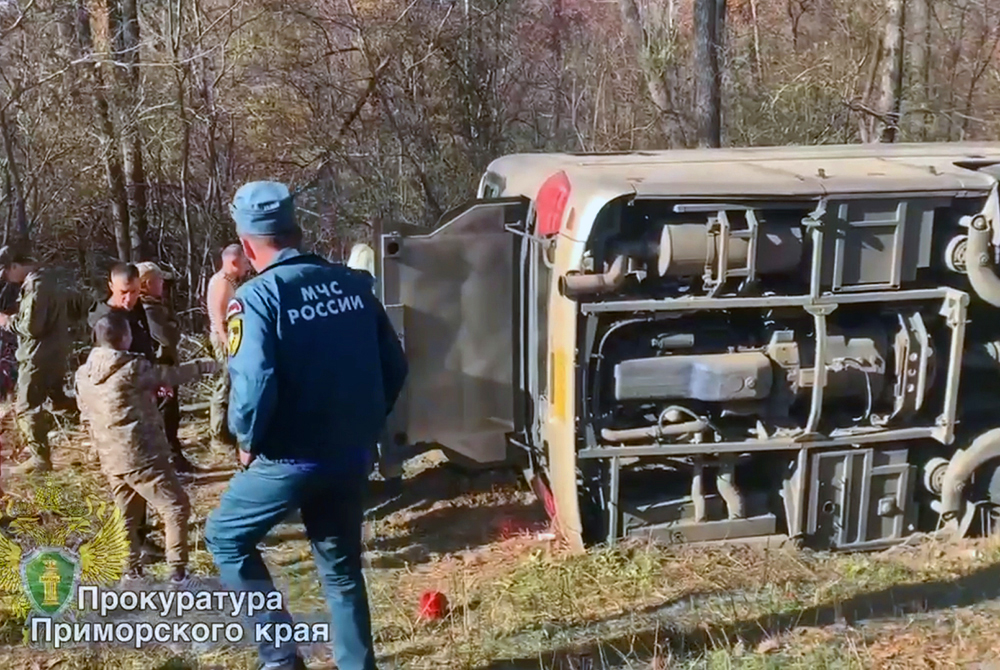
[88,263,155,362]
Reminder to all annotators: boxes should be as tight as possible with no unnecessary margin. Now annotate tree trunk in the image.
[873,0,904,143]
[0,108,28,249]
[192,1,224,224]
[694,0,725,147]
[78,0,131,261]
[907,0,930,140]
[2,168,10,245]
[749,0,763,83]
[618,0,686,147]
[173,0,195,310]
[120,0,148,261]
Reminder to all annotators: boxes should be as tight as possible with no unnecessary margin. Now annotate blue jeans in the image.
[205,455,375,670]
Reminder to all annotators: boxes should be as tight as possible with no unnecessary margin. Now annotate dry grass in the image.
[0,403,999,669]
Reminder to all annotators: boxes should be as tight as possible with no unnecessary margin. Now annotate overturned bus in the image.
[356,142,1000,552]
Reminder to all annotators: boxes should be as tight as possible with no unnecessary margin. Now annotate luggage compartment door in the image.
[380,198,529,467]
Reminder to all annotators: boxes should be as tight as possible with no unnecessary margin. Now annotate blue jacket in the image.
[227,248,407,465]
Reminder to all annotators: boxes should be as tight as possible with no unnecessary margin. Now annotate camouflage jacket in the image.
[141,297,181,366]
[12,268,72,365]
[75,347,216,474]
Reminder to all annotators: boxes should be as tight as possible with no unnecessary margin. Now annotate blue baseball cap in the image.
[230,181,298,236]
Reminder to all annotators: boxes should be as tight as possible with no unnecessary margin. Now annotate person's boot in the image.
[169,566,190,587]
[121,565,145,585]
[11,453,52,475]
[171,452,204,474]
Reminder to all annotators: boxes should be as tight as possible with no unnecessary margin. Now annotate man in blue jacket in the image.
[205,181,407,670]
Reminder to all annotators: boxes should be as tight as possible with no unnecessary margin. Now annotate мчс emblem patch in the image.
[228,317,243,356]
[226,299,243,320]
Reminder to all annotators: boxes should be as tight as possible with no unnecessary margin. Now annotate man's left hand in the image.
[0,314,10,330]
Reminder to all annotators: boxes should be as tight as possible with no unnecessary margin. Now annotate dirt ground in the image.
[1,410,1000,669]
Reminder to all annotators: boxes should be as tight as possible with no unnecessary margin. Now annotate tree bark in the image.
[0,108,28,248]
[907,0,930,140]
[618,0,686,147]
[873,0,904,143]
[192,0,224,223]
[172,0,195,309]
[78,0,131,261]
[749,0,763,83]
[119,0,148,261]
[694,0,725,147]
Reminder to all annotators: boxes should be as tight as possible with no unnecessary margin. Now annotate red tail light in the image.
[535,171,571,237]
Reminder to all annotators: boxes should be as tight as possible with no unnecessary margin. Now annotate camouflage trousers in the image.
[15,361,73,460]
[106,458,190,571]
[210,339,236,449]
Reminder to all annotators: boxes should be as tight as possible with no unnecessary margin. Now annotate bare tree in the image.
[907,0,930,140]
[695,0,726,147]
[118,0,149,261]
[872,0,904,142]
[0,106,28,246]
[78,0,132,261]
[618,0,686,147]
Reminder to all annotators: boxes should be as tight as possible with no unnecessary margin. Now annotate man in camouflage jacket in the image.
[75,311,216,581]
[0,249,75,474]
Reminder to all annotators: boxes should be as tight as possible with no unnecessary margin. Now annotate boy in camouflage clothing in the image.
[75,312,216,582]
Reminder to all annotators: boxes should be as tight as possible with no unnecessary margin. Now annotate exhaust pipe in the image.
[560,255,627,298]
[939,427,1000,525]
[600,419,707,443]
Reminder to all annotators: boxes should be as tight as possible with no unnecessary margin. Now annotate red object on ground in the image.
[417,591,448,621]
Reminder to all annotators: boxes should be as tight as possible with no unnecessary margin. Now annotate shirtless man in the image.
[207,244,251,451]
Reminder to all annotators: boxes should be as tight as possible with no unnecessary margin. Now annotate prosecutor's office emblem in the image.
[21,550,77,616]
[228,316,243,356]
[0,478,129,619]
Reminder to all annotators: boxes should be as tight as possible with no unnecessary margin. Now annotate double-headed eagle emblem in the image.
[0,478,129,618]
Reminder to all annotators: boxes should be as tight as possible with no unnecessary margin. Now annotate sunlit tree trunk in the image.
[80,0,131,261]
[119,0,148,261]
[873,0,904,143]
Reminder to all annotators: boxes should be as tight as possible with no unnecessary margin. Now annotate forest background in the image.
[0,0,995,329]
